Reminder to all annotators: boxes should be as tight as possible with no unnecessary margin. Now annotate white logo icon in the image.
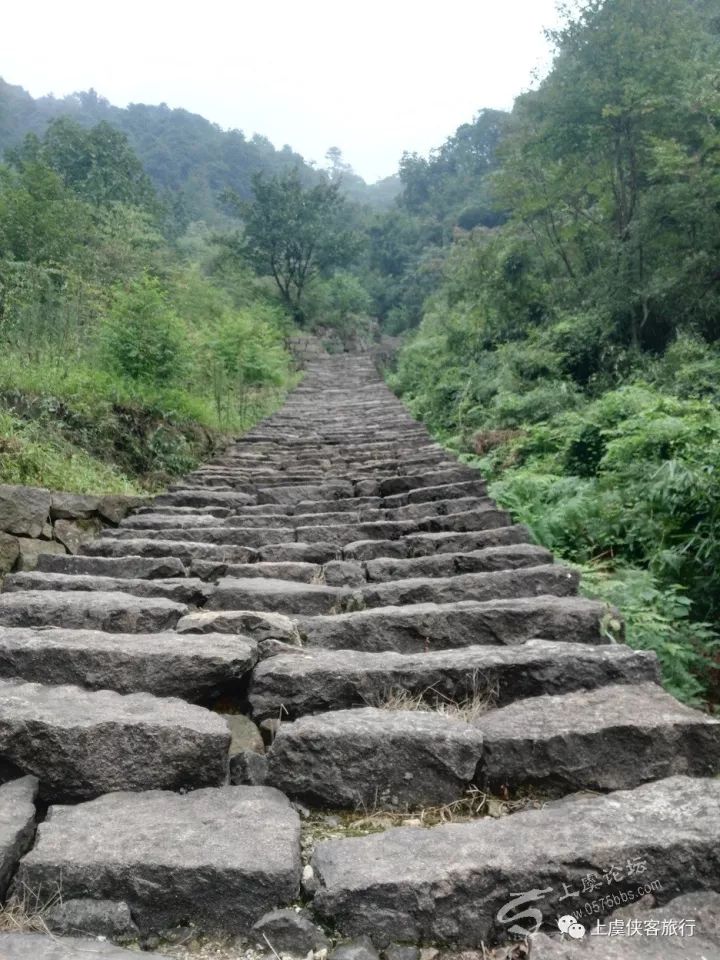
[558,915,587,939]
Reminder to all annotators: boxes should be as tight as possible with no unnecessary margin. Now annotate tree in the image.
[234,169,358,324]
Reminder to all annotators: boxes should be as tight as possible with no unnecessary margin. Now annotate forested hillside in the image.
[0,79,399,225]
[384,0,720,706]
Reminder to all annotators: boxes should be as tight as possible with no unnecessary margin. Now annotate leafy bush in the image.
[101,277,190,386]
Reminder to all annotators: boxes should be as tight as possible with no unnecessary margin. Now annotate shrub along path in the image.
[0,355,718,958]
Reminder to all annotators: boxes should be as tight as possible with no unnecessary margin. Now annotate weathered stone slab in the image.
[83,536,258,563]
[104,525,294,547]
[0,934,142,958]
[476,682,720,793]
[207,576,344,616]
[177,609,299,642]
[0,590,187,633]
[342,526,529,561]
[3,572,210,606]
[153,489,256,509]
[249,640,659,720]
[49,492,101,520]
[356,565,579,608]
[15,786,301,934]
[0,485,51,538]
[364,544,553,581]
[0,776,37,898]
[295,597,618,653]
[36,552,187,579]
[191,559,321,582]
[382,480,487,506]
[259,542,339,564]
[0,627,257,697]
[267,707,484,809]
[311,776,720,946]
[0,679,230,799]
[258,481,353,504]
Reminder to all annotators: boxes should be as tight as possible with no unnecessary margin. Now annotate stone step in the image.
[342,525,530,561]
[363,544,553,581]
[153,490,256,509]
[190,559,321,583]
[258,542,339,564]
[0,775,37,900]
[34,553,187,580]
[475,681,720,793]
[0,590,187,632]
[83,537,259,564]
[294,596,616,653]
[382,480,488,506]
[310,775,720,947]
[135,504,233,517]
[0,934,142,959]
[376,468,477,497]
[119,513,223,529]
[15,786,301,934]
[257,481,354,505]
[0,679,230,800]
[102,525,294,547]
[208,565,578,616]
[296,510,512,547]
[248,639,659,720]
[355,564,579,608]
[0,626,257,698]
[266,707,484,809]
[3,572,211,606]
[207,576,344,616]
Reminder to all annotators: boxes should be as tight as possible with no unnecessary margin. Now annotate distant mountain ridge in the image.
[0,77,400,222]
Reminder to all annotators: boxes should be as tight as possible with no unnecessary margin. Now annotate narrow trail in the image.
[0,355,718,958]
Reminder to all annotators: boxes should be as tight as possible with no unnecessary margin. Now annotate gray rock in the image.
[0,532,20,575]
[475,682,720,793]
[354,565,579,609]
[35,552,187,579]
[177,609,298,641]
[0,590,187,632]
[153,489,255,510]
[0,626,257,697]
[230,750,268,785]
[323,559,366,586]
[3,571,211,605]
[295,597,619,653]
[226,714,265,755]
[15,538,66,571]
[46,898,138,939]
[83,536,258,564]
[50,492,101,521]
[16,786,301,934]
[249,640,659,720]
[330,936,381,960]
[251,907,330,953]
[0,679,230,800]
[257,481,354,504]
[363,544,552,582]
[207,576,345,616]
[0,485,51,538]
[384,946,420,960]
[0,776,37,898]
[52,517,101,553]
[0,934,142,958]
[259,541,339,564]
[312,776,720,947]
[97,494,146,524]
[193,560,321,582]
[267,707,484,809]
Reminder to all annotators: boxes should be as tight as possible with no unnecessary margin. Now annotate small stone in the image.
[384,946,420,960]
[330,936,380,960]
[260,717,282,746]
[15,537,66,571]
[251,907,330,954]
[302,864,317,897]
[0,485,51,538]
[419,950,438,960]
[45,898,138,940]
[224,714,265,756]
[0,533,19,575]
[54,517,101,554]
[229,750,268,786]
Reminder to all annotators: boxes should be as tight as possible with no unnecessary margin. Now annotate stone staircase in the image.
[0,355,718,959]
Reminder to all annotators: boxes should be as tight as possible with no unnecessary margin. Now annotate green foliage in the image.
[101,277,189,386]
[389,0,720,705]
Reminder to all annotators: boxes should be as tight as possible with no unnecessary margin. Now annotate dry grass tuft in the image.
[368,674,499,723]
[0,881,61,934]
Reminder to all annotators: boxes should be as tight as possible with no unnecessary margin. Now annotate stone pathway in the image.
[0,355,718,957]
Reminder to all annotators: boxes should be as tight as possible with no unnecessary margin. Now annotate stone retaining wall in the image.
[0,485,145,574]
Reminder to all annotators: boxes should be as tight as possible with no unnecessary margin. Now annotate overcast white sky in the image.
[1,0,563,183]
